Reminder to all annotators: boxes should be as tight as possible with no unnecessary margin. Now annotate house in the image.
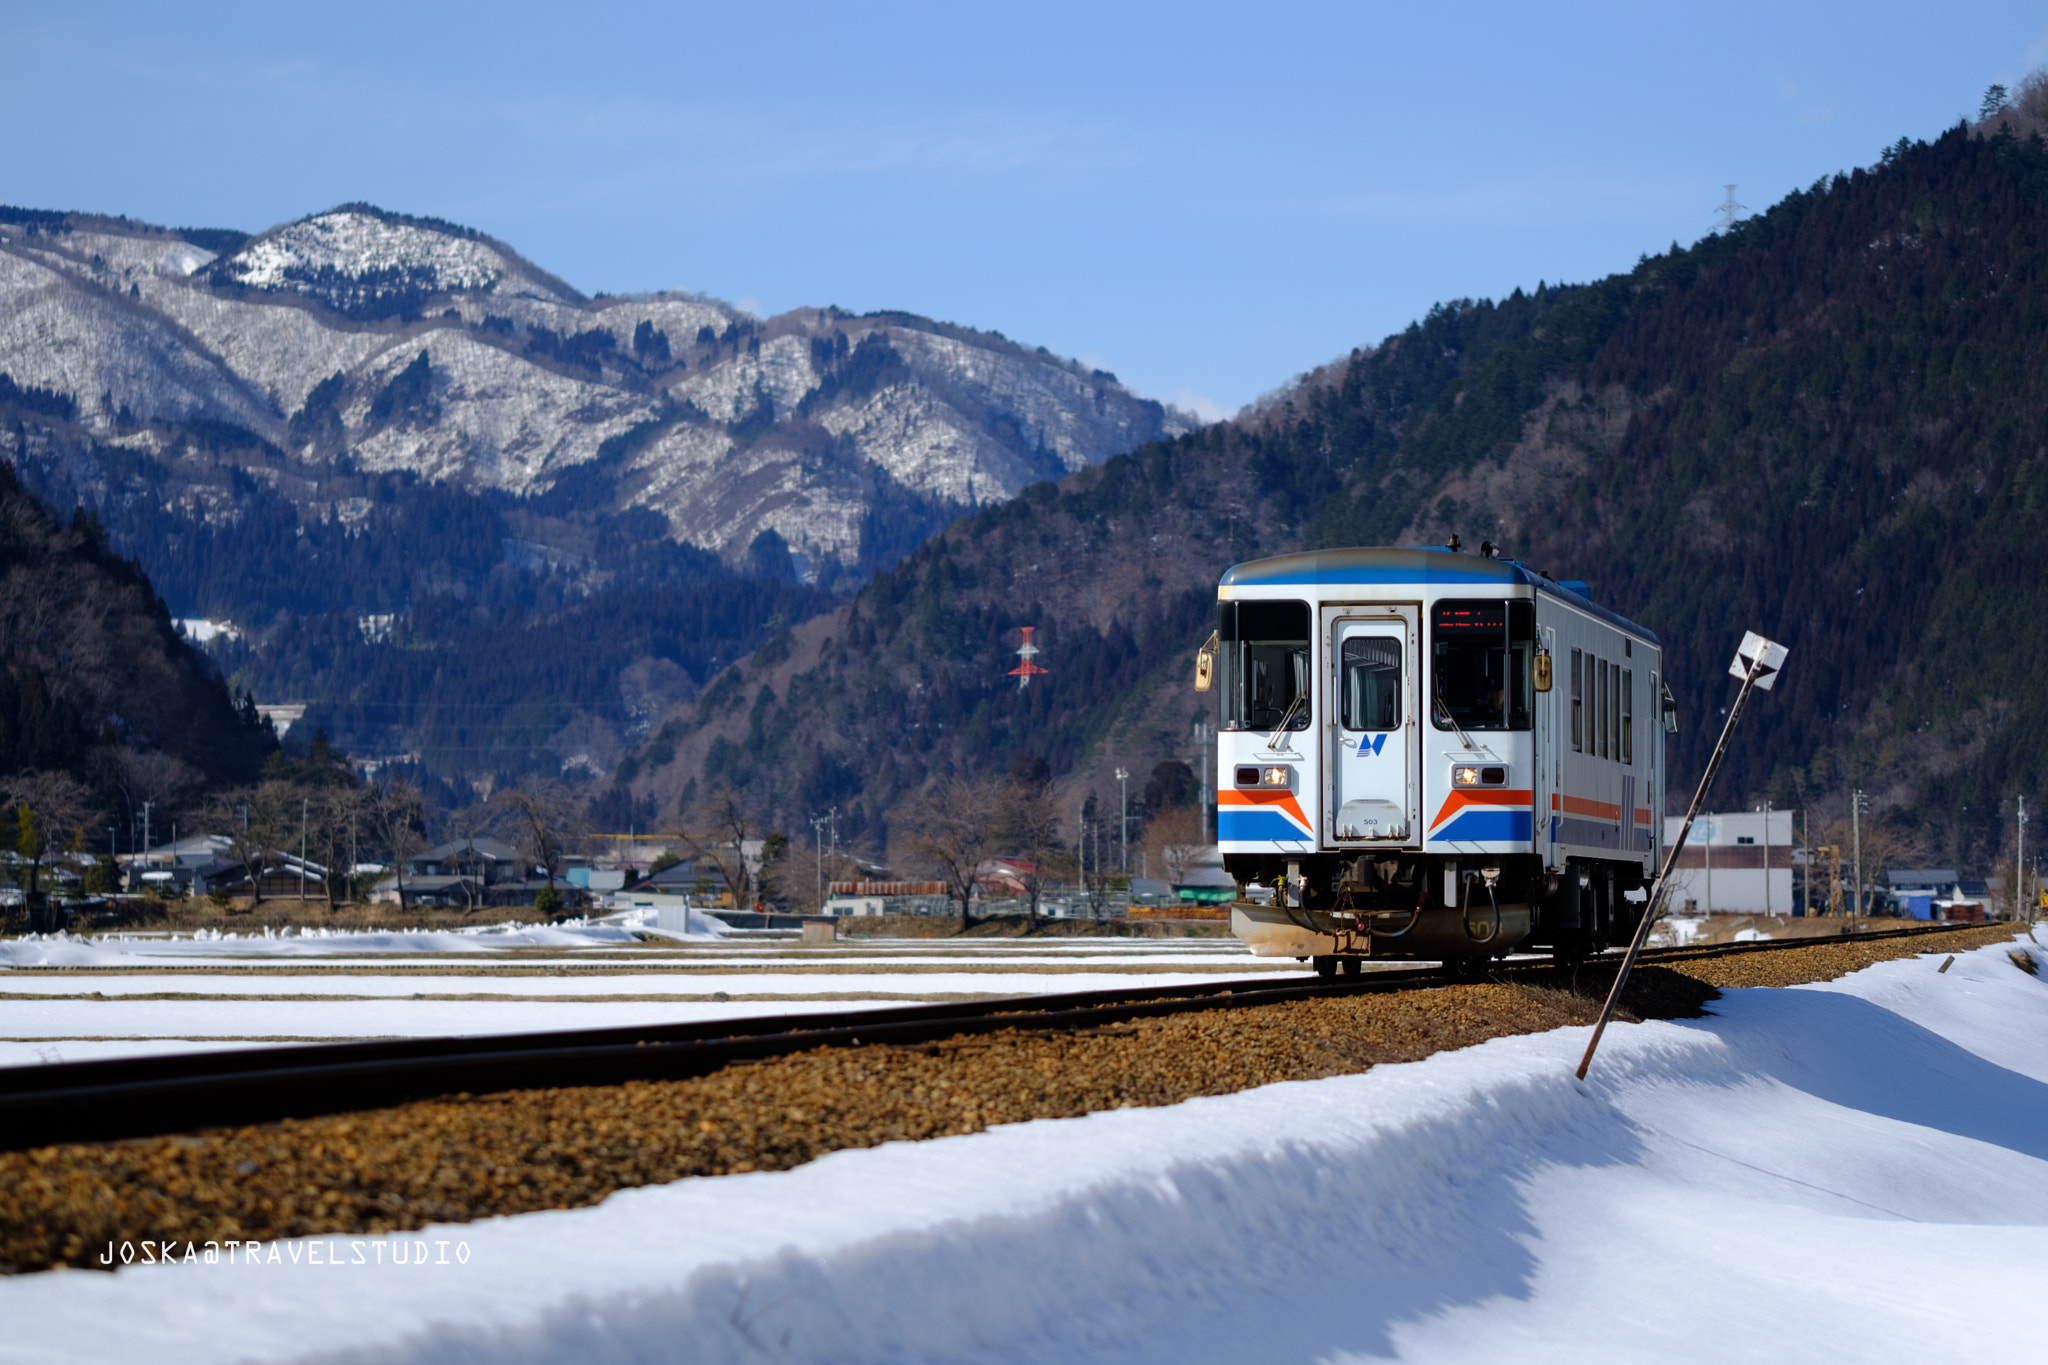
[368,873,492,908]
[1887,869,1957,920]
[410,838,526,886]
[188,852,328,898]
[639,858,734,902]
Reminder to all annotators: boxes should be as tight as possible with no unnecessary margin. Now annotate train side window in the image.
[1595,658,1605,760]
[1340,636,1403,731]
[1570,648,1583,751]
[1600,658,1612,760]
[1608,658,1618,760]
[1622,668,1634,765]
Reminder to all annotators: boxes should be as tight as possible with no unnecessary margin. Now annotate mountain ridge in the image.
[623,121,2048,877]
[0,201,1193,581]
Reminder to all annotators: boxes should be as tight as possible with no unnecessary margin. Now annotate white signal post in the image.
[1577,630,1788,1080]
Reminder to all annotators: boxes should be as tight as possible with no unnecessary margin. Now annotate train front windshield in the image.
[1219,599,1310,731]
[1431,599,1534,731]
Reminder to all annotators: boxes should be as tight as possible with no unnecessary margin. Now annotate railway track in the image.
[0,921,1976,1152]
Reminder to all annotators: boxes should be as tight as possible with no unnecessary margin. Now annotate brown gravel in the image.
[0,923,2015,1274]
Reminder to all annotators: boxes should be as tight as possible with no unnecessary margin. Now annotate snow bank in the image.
[8,935,2046,1363]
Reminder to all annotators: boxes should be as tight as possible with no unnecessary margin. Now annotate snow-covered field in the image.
[6,931,2044,1363]
[0,919,1301,1066]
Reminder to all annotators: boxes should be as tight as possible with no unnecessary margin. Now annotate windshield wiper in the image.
[1265,691,1307,749]
[1433,687,1477,750]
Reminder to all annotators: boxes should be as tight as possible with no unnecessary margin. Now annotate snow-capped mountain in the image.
[0,203,1193,577]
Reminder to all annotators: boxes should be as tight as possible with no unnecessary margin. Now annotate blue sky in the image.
[6,2,2045,415]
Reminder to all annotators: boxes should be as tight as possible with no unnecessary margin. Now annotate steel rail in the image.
[0,921,1980,1152]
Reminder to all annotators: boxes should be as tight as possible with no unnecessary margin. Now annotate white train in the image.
[1197,545,1676,972]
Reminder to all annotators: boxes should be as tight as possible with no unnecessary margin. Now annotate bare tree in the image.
[308,785,368,911]
[906,775,1003,931]
[204,786,287,906]
[493,781,581,894]
[675,786,763,909]
[3,770,93,932]
[441,798,502,912]
[100,747,201,855]
[994,764,1065,926]
[368,778,428,911]
[1145,805,1208,889]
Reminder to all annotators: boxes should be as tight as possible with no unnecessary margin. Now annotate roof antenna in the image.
[1446,534,1462,553]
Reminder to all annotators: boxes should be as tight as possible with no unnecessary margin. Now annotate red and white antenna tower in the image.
[1008,626,1050,689]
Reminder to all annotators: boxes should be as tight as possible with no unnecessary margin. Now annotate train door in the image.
[1324,606,1418,844]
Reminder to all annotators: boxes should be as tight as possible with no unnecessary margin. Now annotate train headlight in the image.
[1260,766,1292,787]
[1453,765,1507,787]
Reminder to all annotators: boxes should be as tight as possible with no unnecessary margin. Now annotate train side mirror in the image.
[1194,631,1218,692]
[1660,681,1679,734]
[1533,650,1553,693]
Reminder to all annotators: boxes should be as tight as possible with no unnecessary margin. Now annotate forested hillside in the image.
[0,462,273,789]
[618,293,1560,854]
[625,118,2048,873]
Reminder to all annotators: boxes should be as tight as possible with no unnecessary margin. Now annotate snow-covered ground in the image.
[7,931,2045,1363]
[0,921,1300,1065]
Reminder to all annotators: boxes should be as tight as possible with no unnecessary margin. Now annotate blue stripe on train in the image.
[1218,809,1312,843]
[1429,809,1533,843]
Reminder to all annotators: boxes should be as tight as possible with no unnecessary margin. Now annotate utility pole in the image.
[1081,794,1097,912]
[1703,820,1713,917]
[1762,801,1772,917]
[810,811,837,915]
[1852,789,1865,924]
[300,797,309,902]
[1115,767,1130,872]
[2018,795,2029,923]
[1802,808,1810,916]
[141,800,153,866]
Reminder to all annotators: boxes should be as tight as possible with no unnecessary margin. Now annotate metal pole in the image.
[1704,824,1712,918]
[1852,789,1864,924]
[2018,795,2028,923]
[1763,800,1771,917]
[1802,808,1809,916]
[1577,651,1768,1080]
[812,814,825,915]
[1116,767,1129,872]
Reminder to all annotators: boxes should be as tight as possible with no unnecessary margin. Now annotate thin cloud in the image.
[1173,389,1230,424]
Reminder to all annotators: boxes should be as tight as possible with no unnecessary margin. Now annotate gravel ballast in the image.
[0,923,2017,1274]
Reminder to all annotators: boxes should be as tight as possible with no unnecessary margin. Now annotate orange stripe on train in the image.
[1217,788,1313,831]
[1428,789,1533,833]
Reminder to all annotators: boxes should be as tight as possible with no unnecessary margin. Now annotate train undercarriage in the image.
[1224,851,1649,975]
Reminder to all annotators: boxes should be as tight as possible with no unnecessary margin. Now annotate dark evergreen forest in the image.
[0,462,273,787]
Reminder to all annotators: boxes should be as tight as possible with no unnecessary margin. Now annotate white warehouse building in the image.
[1661,809,1796,916]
